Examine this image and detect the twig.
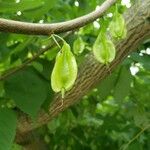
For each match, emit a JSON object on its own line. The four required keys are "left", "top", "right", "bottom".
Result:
{"left": 120, "top": 124, "right": 150, "bottom": 150}
{"left": 0, "top": 0, "right": 116, "bottom": 35}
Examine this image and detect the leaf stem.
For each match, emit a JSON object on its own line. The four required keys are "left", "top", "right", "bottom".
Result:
{"left": 51, "top": 34, "right": 61, "bottom": 49}
{"left": 52, "top": 34, "right": 66, "bottom": 43}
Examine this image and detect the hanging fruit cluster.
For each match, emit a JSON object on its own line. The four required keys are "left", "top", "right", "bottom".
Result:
{"left": 93, "top": 4, "right": 127, "bottom": 64}
{"left": 50, "top": 3, "right": 127, "bottom": 98}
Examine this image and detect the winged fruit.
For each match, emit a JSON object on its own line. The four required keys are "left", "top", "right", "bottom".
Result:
{"left": 73, "top": 37, "right": 85, "bottom": 55}
{"left": 51, "top": 41, "right": 78, "bottom": 98}
{"left": 109, "top": 11, "right": 127, "bottom": 39}
{"left": 93, "top": 31, "right": 116, "bottom": 64}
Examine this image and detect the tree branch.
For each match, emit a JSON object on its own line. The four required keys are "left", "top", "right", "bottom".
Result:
{"left": 15, "top": 0, "right": 150, "bottom": 143}
{"left": 0, "top": 0, "right": 116, "bottom": 35}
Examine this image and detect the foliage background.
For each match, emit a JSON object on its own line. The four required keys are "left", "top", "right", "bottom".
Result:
{"left": 0, "top": 0, "right": 149, "bottom": 150}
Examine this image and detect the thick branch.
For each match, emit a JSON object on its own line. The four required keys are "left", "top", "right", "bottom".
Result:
{"left": 0, "top": 0, "right": 116, "bottom": 35}
{"left": 15, "top": 0, "right": 150, "bottom": 143}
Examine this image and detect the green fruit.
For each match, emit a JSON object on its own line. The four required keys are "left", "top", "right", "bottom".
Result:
{"left": 93, "top": 32, "right": 116, "bottom": 64}
{"left": 73, "top": 37, "right": 85, "bottom": 55}
{"left": 109, "top": 12, "right": 127, "bottom": 39}
{"left": 51, "top": 41, "right": 78, "bottom": 98}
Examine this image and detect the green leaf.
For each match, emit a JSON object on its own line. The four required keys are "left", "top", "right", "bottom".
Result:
{"left": 31, "top": 61, "right": 43, "bottom": 73}
{"left": 11, "top": 144, "right": 22, "bottom": 150}
{"left": 0, "top": 81, "right": 4, "bottom": 97}
{"left": 0, "top": 0, "right": 43, "bottom": 13}
{"left": 131, "top": 107, "right": 150, "bottom": 128}
{"left": 97, "top": 73, "right": 117, "bottom": 101}
{"left": 4, "top": 67, "right": 48, "bottom": 119}
{"left": 131, "top": 53, "right": 150, "bottom": 70}
{"left": 23, "top": 0, "right": 58, "bottom": 20}
{"left": 45, "top": 47, "right": 59, "bottom": 61}
{"left": 126, "top": 142, "right": 143, "bottom": 150}
{"left": 114, "top": 66, "right": 133, "bottom": 102}
{"left": 0, "top": 108, "right": 17, "bottom": 150}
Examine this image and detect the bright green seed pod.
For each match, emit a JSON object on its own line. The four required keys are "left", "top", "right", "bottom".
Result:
{"left": 109, "top": 12, "right": 127, "bottom": 39}
{"left": 93, "top": 32, "right": 116, "bottom": 64}
{"left": 51, "top": 41, "right": 78, "bottom": 98}
{"left": 73, "top": 37, "right": 85, "bottom": 55}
